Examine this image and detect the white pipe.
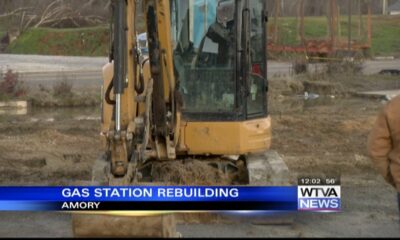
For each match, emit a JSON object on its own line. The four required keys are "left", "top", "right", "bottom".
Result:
{"left": 115, "top": 94, "right": 121, "bottom": 132}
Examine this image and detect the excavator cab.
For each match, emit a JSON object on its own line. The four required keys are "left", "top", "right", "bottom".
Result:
{"left": 168, "top": 0, "right": 271, "bottom": 157}
{"left": 172, "top": 0, "right": 268, "bottom": 120}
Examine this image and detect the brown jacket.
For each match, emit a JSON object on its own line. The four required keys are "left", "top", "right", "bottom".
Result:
{"left": 367, "top": 95, "right": 400, "bottom": 192}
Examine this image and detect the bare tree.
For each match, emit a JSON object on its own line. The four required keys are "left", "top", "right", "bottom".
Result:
{"left": 1, "top": 0, "right": 110, "bottom": 33}
{"left": 0, "top": 7, "right": 32, "bottom": 18}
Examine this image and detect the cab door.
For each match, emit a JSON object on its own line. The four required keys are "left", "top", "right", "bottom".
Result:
{"left": 244, "top": 0, "right": 268, "bottom": 119}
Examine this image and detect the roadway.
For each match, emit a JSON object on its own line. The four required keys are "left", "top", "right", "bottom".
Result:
{"left": 0, "top": 54, "right": 399, "bottom": 90}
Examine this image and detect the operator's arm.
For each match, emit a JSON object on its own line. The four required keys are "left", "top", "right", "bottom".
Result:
{"left": 367, "top": 105, "right": 396, "bottom": 188}
{"left": 206, "top": 22, "right": 231, "bottom": 45}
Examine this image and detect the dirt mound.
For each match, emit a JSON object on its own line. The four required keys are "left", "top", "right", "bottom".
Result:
{"left": 303, "top": 81, "right": 344, "bottom": 95}
{"left": 269, "top": 77, "right": 304, "bottom": 96}
{"left": 150, "top": 159, "right": 239, "bottom": 186}
{"left": 269, "top": 77, "right": 345, "bottom": 97}
{"left": 30, "top": 92, "right": 99, "bottom": 107}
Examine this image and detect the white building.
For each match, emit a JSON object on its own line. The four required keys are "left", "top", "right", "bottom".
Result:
{"left": 388, "top": 1, "right": 400, "bottom": 15}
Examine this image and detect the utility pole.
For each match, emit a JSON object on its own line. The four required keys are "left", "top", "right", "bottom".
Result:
{"left": 358, "top": 0, "right": 362, "bottom": 36}
{"left": 297, "top": 0, "right": 305, "bottom": 42}
{"left": 273, "top": 0, "right": 281, "bottom": 44}
{"left": 383, "top": 0, "right": 388, "bottom": 15}
{"left": 348, "top": 0, "right": 352, "bottom": 53}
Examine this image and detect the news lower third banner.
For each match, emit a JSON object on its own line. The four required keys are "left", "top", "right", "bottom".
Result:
{"left": 0, "top": 185, "right": 341, "bottom": 212}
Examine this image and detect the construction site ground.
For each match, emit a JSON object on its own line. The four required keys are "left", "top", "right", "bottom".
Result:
{"left": 0, "top": 62, "right": 400, "bottom": 237}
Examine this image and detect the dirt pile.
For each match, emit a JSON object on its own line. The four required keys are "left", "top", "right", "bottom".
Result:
{"left": 29, "top": 91, "right": 100, "bottom": 107}
{"left": 150, "top": 159, "right": 244, "bottom": 186}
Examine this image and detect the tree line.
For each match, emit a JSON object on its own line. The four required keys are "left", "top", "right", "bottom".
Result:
{"left": 0, "top": 0, "right": 397, "bottom": 31}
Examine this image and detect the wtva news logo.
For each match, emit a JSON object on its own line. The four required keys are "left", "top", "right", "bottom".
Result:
{"left": 298, "top": 181, "right": 341, "bottom": 212}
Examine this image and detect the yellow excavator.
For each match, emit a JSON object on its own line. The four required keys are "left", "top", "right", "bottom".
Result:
{"left": 73, "top": 0, "right": 284, "bottom": 237}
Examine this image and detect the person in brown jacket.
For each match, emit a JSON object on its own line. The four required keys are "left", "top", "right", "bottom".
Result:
{"left": 368, "top": 95, "right": 400, "bottom": 213}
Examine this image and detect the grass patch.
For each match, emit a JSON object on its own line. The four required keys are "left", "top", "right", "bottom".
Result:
{"left": 6, "top": 26, "right": 110, "bottom": 56}
{"left": 3, "top": 15, "right": 400, "bottom": 57}
{"left": 370, "top": 16, "right": 400, "bottom": 56}
{"left": 269, "top": 15, "right": 400, "bottom": 57}
{"left": 29, "top": 90, "right": 100, "bottom": 108}
{"left": 270, "top": 17, "right": 330, "bottom": 46}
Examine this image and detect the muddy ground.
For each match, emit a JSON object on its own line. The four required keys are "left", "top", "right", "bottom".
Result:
{"left": 0, "top": 70, "right": 400, "bottom": 237}
{"left": 0, "top": 107, "right": 100, "bottom": 186}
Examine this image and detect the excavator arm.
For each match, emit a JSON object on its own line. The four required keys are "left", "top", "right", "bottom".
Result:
{"left": 102, "top": 0, "right": 178, "bottom": 179}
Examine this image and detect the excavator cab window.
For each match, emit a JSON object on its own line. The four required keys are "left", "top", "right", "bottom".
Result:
{"left": 171, "top": 0, "right": 267, "bottom": 121}
{"left": 247, "top": 0, "right": 267, "bottom": 117}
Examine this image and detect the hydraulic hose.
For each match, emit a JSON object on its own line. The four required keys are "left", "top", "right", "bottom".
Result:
{"left": 105, "top": 79, "right": 116, "bottom": 105}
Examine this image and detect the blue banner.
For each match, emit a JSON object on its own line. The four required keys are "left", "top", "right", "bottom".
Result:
{"left": 0, "top": 186, "right": 295, "bottom": 202}
{"left": 0, "top": 186, "right": 299, "bottom": 212}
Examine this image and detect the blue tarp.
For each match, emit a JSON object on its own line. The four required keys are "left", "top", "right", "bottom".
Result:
{"left": 193, "top": 0, "right": 217, "bottom": 48}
